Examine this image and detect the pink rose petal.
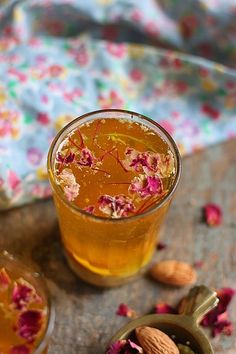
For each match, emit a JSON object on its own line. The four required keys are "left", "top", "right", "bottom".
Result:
{"left": 106, "top": 339, "right": 143, "bottom": 354}
{"left": 9, "top": 345, "right": 30, "bottom": 354}
{"left": 84, "top": 205, "right": 95, "bottom": 214}
{"left": 106, "top": 340, "right": 126, "bottom": 354}
{"left": 129, "top": 175, "right": 163, "bottom": 199}
{"left": 98, "top": 194, "right": 135, "bottom": 218}
{"left": 78, "top": 148, "right": 96, "bottom": 167}
{"left": 64, "top": 184, "right": 80, "bottom": 202}
{"left": 11, "top": 278, "right": 42, "bottom": 310}
{"left": 201, "top": 287, "right": 235, "bottom": 337}
{"left": 16, "top": 309, "right": 44, "bottom": 343}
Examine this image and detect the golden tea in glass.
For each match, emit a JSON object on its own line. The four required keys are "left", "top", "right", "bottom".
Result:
{"left": 47, "top": 109, "right": 181, "bottom": 287}
{"left": 0, "top": 251, "right": 54, "bottom": 354}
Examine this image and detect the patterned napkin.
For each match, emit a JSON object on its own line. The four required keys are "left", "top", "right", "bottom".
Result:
{"left": 0, "top": 0, "right": 236, "bottom": 209}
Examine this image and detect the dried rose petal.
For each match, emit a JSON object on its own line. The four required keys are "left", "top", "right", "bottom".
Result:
{"left": 193, "top": 260, "right": 204, "bottom": 269}
{"left": 124, "top": 148, "right": 159, "bottom": 175}
{"left": 11, "top": 278, "right": 42, "bottom": 310}
{"left": 106, "top": 340, "right": 126, "bottom": 354}
{"left": 64, "top": 152, "right": 75, "bottom": 164}
{"left": 106, "top": 340, "right": 143, "bottom": 354}
{"left": 217, "top": 288, "right": 235, "bottom": 313}
{"left": 154, "top": 303, "right": 177, "bottom": 314}
{"left": 116, "top": 303, "right": 136, "bottom": 318}
{"left": 212, "top": 319, "right": 233, "bottom": 337}
{"left": 98, "top": 194, "right": 135, "bottom": 218}
{"left": 0, "top": 267, "right": 11, "bottom": 291}
{"left": 123, "top": 148, "right": 174, "bottom": 178}
{"left": 64, "top": 184, "right": 80, "bottom": 202}
{"left": 158, "top": 152, "right": 175, "bottom": 178}
{"left": 84, "top": 205, "right": 95, "bottom": 214}
{"left": 58, "top": 169, "right": 80, "bottom": 201}
{"left": 78, "top": 148, "right": 96, "bottom": 167}
{"left": 129, "top": 175, "right": 163, "bottom": 199}
{"left": 157, "top": 242, "right": 167, "bottom": 251}
{"left": 58, "top": 169, "right": 77, "bottom": 186}
{"left": 56, "top": 152, "right": 64, "bottom": 163}
{"left": 203, "top": 203, "right": 222, "bottom": 226}
{"left": 201, "top": 287, "right": 235, "bottom": 337}
{"left": 16, "top": 309, "right": 44, "bottom": 343}
{"left": 56, "top": 152, "right": 75, "bottom": 164}
{"left": 9, "top": 345, "right": 30, "bottom": 354}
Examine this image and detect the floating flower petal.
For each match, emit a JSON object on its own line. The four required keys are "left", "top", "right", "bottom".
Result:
{"left": 98, "top": 194, "right": 135, "bottom": 218}
{"left": 64, "top": 184, "right": 80, "bottom": 202}
{"left": 129, "top": 175, "right": 163, "bottom": 199}
{"left": 204, "top": 203, "right": 222, "bottom": 226}
{"left": 78, "top": 148, "right": 96, "bottom": 167}
{"left": 58, "top": 169, "right": 77, "bottom": 186}
{"left": 9, "top": 345, "right": 30, "bottom": 354}
{"left": 58, "top": 169, "right": 80, "bottom": 201}
{"left": 84, "top": 205, "right": 95, "bottom": 214}
{"left": 16, "top": 309, "right": 44, "bottom": 343}
{"left": 11, "top": 278, "right": 42, "bottom": 310}
{"left": 123, "top": 148, "right": 174, "bottom": 178}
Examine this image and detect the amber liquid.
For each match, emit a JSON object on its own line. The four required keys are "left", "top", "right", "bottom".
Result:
{"left": 0, "top": 265, "right": 48, "bottom": 353}
{"left": 51, "top": 118, "right": 176, "bottom": 286}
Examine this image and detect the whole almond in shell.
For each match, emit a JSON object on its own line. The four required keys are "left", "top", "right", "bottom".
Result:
{"left": 136, "top": 326, "right": 179, "bottom": 354}
{"left": 150, "top": 260, "right": 197, "bottom": 286}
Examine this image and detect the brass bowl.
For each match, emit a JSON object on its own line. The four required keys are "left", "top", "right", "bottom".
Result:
{"left": 109, "top": 286, "right": 218, "bottom": 354}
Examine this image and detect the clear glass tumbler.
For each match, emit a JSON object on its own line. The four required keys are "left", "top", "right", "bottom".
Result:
{"left": 47, "top": 109, "right": 181, "bottom": 287}
{"left": 0, "top": 251, "right": 55, "bottom": 353}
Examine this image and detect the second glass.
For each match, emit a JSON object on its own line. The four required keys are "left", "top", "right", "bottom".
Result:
{"left": 47, "top": 109, "right": 181, "bottom": 287}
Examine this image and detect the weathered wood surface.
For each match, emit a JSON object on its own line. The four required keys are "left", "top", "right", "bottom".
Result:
{"left": 0, "top": 139, "right": 236, "bottom": 354}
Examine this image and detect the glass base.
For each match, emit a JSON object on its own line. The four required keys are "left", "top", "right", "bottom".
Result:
{"left": 64, "top": 250, "right": 145, "bottom": 288}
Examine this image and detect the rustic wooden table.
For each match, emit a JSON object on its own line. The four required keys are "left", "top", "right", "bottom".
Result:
{"left": 0, "top": 139, "right": 236, "bottom": 354}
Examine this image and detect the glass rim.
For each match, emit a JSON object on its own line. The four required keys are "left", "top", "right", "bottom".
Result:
{"left": 47, "top": 109, "right": 182, "bottom": 223}
{"left": 0, "top": 250, "right": 55, "bottom": 354}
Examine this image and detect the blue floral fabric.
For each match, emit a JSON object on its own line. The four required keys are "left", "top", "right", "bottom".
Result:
{"left": 0, "top": 0, "right": 236, "bottom": 209}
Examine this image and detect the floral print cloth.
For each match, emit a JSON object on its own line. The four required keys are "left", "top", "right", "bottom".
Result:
{"left": 0, "top": 0, "right": 236, "bottom": 209}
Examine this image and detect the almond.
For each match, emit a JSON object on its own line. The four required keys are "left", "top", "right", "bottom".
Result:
{"left": 136, "top": 326, "right": 179, "bottom": 354}
{"left": 150, "top": 260, "right": 197, "bottom": 286}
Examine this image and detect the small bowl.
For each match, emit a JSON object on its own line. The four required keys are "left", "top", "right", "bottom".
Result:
{"left": 109, "top": 285, "right": 219, "bottom": 354}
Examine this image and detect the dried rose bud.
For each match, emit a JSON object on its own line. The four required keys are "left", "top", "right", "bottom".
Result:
{"left": 157, "top": 242, "right": 167, "bottom": 251}
{"left": 116, "top": 303, "right": 136, "bottom": 318}
{"left": 203, "top": 203, "right": 222, "bottom": 226}
{"left": 154, "top": 303, "right": 177, "bottom": 314}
